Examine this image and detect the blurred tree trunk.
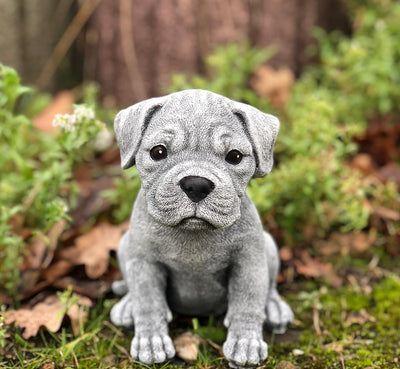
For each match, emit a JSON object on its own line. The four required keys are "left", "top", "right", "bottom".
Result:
{"left": 0, "top": 0, "right": 76, "bottom": 90}
{"left": 85, "top": 0, "right": 350, "bottom": 106}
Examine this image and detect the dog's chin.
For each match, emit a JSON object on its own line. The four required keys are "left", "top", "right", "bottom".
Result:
{"left": 177, "top": 217, "right": 216, "bottom": 231}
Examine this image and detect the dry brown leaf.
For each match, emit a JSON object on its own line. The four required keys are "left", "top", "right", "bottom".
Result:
{"left": 324, "top": 341, "right": 344, "bottom": 353}
{"left": 173, "top": 332, "right": 201, "bottom": 361}
{"left": 59, "top": 222, "right": 129, "bottom": 279}
{"left": 355, "top": 121, "right": 400, "bottom": 167}
{"left": 52, "top": 276, "right": 111, "bottom": 299}
{"left": 295, "top": 250, "right": 342, "bottom": 287}
{"left": 4, "top": 294, "right": 92, "bottom": 339}
{"left": 0, "top": 291, "right": 12, "bottom": 305}
{"left": 21, "top": 220, "right": 66, "bottom": 271}
{"left": 41, "top": 260, "right": 75, "bottom": 284}
{"left": 68, "top": 175, "right": 115, "bottom": 229}
{"left": 279, "top": 246, "right": 293, "bottom": 262}
{"left": 378, "top": 162, "right": 400, "bottom": 185}
{"left": 18, "top": 220, "right": 67, "bottom": 297}
{"left": 33, "top": 91, "right": 74, "bottom": 132}
{"left": 372, "top": 206, "right": 400, "bottom": 221}
{"left": 344, "top": 309, "right": 376, "bottom": 327}
{"left": 314, "top": 231, "right": 376, "bottom": 257}
{"left": 41, "top": 364, "right": 55, "bottom": 369}
{"left": 350, "top": 153, "right": 376, "bottom": 175}
{"left": 276, "top": 361, "right": 297, "bottom": 369}
{"left": 250, "top": 65, "right": 294, "bottom": 108}
{"left": 67, "top": 299, "right": 91, "bottom": 336}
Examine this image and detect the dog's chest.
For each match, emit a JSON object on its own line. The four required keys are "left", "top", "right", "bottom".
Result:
{"left": 160, "top": 244, "right": 230, "bottom": 273}
{"left": 160, "top": 242, "right": 230, "bottom": 316}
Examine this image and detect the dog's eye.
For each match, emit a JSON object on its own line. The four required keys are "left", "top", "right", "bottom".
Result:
{"left": 225, "top": 150, "right": 243, "bottom": 165}
{"left": 150, "top": 145, "right": 168, "bottom": 161}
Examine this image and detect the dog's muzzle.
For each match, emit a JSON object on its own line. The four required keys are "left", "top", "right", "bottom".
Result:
{"left": 179, "top": 176, "right": 215, "bottom": 203}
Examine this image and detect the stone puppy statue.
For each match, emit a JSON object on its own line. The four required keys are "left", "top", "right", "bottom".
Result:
{"left": 110, "top": 89, "right": 293, "bottom": 368}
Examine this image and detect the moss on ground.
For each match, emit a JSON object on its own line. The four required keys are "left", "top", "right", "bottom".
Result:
{"left": 265, "top": 273, "right": 400, "bottom": 369}
{"left": 2, "top": 272, "right": 400, "bottom": 368}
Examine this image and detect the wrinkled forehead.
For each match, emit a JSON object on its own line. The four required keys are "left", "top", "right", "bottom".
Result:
{"left": 143, "top": 96, "right": 251, "bottom": 153}
{"left": 160, "top": 94, "right": 237, "bottom": 128}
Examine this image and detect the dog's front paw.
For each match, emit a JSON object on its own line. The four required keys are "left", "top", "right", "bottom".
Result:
{"left": 223, "top": 333, "right": 268, "bottom": 368}
{"left": 131, "top": 332, "right": 175, "bottom": 364}
{"left": 110, "top": 293, "right": 134, "bottom": 327}
{"left": 266, "top": 290, "right": 294, "bottom": 334}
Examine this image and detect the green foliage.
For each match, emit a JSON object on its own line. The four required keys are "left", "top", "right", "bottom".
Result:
{"left": 0, "top": 313, "right": 6, "bottom": 351}
{"left": 255, "top": 0, "right": 400, "bottom": 242}
{"left": 168, "top": 1, "right": 400, "bottom": 245}
{"left": 4, "top": 277, "right": 400, "bottom": 368}
{"left": 192, "top": 317, "right": 226, "bottom": 343}
{"left": 102, "top": 167, "right": 141, "bottom": 224}
{"left": 169, "top": 41, "right": 275, "bottom": 113}
{"left": 0, "top": 65, "right": 106, "bottom": 298}
{"left": 289, "top": 275, "right": 400, "bottom": 369}
{"left": 309, "top": 0, "right": 400, "bottom": 119}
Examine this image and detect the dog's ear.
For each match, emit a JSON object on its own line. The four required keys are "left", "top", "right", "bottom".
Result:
{"left": 231, "top": 102, "right": 279, "bottom": 177}
{"left": 114, "top": 97, "right": 166, "bottom": 169}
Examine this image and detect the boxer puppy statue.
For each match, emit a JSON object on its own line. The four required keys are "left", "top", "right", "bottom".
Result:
{"left": 110, "top": 89, "right": 293, "bottom": 368}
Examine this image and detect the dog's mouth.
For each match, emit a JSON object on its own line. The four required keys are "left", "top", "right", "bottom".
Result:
{"left": 178, "top": 217, "right": 215, "bottom": 231}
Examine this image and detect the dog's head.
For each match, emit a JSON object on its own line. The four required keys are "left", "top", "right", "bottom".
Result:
{"left": 114, "top": 90, "right": 279, "bottom": 230}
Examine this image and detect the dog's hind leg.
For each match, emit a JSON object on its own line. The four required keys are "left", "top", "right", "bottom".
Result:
{"left": 111, "top": 232, "right": 134, "bottom": 326}
{"left": 111, "top": 231, "right": 130, "bottom": 295}
{"left": 263, "top": 232, "right": 294, "bottom": 333}
{"left": 112, "top": 280, "right": 128, "bottom": 296}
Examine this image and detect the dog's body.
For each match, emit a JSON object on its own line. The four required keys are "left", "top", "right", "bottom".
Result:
{"left": 110, "top": 90, "right": 293, "bottom": 368}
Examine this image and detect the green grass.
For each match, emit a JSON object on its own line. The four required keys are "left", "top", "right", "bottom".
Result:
{"left": 2, "top": 273, "right": 400, "bottom": 368}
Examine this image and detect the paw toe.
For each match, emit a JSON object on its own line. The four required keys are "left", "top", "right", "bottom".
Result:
{"left": 138, "top": 337, "right": 152, "bottom": 364}
{"left": 131, "top": 334, "right": 175, "bottom": 364}
{"left": 247, "top": 339, "right": 261, "bottom": 364}
{"left": 232, "top": 338, "right": 249, "bottom": 364}
{"left": 224, "top": 336, "right": 268, "bottom": 368}
{"left": 162, "top": 334, "right": 176, "bottom": 359}
{"left": 151, "top": 335, "right": 166, "bottom": 363}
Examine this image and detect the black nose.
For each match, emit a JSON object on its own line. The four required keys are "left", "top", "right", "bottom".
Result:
{"left": 179, "top": 176, "right": 215, "bottom": 203}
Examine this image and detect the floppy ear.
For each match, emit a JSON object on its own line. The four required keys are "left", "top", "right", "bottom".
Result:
{"left": 114, "top": 96, "right": 166, "bottom": 169}
{"left": 231, "top": 102, "right": 280, "bottom": 177}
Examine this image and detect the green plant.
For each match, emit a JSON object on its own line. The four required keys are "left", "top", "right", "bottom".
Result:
{"left": 0, "top": 311, "right": 7, "bottom": 351}
{"left": 167, "top": 1, "right": 400, "bottom": 245}
{"left": 309, "top": 0, "right": 400, "bottom": 121}
{"left": 102, "top": 167, "right": 141, "bottom": 224}
{"left": 168, "top": 40, "right": 275, "bottom": 113}
{"left": 0, "top": 65, "right": 107, "bottom": 299}
{"left": 258, "top": 0, "right": 400, "bottom": 242}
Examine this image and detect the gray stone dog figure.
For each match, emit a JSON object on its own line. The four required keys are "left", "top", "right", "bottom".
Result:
{"left": 110, "top": 89, "right": 293, "bottom": 368}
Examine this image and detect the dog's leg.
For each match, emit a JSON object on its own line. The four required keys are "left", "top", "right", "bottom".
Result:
{"left": 111, "top": 259, "right": 174, "bottom": 363}
{"left": 264, "top": 232, "right": 294, "bottom": 333}
{"left": 222, "top": 242, "right": 270, "bottom": 368}
{"left": 110, "top": 233, "right": 174, "bottom": 364}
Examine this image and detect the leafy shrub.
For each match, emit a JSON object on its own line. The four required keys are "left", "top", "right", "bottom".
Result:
{"left": 0, "top": 65, "right": 106, "bottom": 298}
{"left": 168, "top": 0, "right": 400, "bottom": 245}
{"left": 102, "top": 167, "right": 141, "bottom": 224}
{"left": 168, "top": 41, "right": 275, "bottom": 113}
{"left": 309, "top": 0, "right": 400, "bottom": 120}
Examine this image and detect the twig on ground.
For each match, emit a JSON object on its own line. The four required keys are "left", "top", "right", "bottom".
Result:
{"left": 312, "top": 305, "right": 322, "bottom": 336}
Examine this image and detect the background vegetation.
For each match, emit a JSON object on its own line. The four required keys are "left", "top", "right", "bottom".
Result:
{"left": 1, "top": 0, "right": 399, "bottom": 368}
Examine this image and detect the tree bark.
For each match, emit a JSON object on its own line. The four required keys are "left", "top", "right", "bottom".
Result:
{"left": 85, "top": 0, "right": 351, "bottom": 106}
{"left": 0, "top": 0, "right": 74, "bottom": 90}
